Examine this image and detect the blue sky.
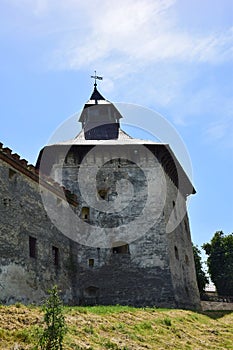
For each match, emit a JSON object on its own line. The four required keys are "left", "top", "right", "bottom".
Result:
{"left": 0, "top": 0, "right": 232, "bottom": 254}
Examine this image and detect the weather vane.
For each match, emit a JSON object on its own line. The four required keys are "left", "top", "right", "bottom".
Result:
{"left": 91, "top": 70, "right": 103, "bottom": 87}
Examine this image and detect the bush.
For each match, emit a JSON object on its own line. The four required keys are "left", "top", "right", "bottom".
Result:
{"left": 38, "top": 285, "right": 67, "bottom": 350}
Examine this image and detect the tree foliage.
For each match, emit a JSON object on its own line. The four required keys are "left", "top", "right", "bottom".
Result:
{"left": 38, "top": 285, "right": 67, "bottom": 350}
{"left": 192, "top": 244, "right": 208, "bottom": 295}
{"left": 202, "top": 231, "right": 233, "bottom": 296}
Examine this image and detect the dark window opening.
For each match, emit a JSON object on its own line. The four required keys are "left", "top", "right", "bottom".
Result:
{"left": 112, "top": 243, "right": 129, "bottom": 254}
{"left": 185, "top": 286, "right": 189, "bottom": 296}
{"left": 174, "top": 246, "right": 179, "bottom": 260}
{"left": 185, "top": 254, "right": 189, "bottom": 265}
{"left": 98, "top": 189, "right": 108, "bottom": 200}
{"left": 81, "top": 207, "right": 90, "bottom": 220}
{"left": 29, "top": 236, "right": 37, "bottom": 258}
{"left": 9, "top": 168, "right": 16, "bottom": 179}
{"left": 89, "top": 259, "right": 94, "bottom": 267}
{"left": 52, "top": 246, "right": 59, "bottom": 266}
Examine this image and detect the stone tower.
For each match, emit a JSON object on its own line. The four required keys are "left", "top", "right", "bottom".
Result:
{"left": 36, "top": 84, "right": 201, "bottom": 309}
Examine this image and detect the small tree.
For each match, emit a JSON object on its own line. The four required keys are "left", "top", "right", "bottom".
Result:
{"left": 39, "top": 285, "right": 67, "bottom": 350}
{"left": 202, "top": 231, "right": 233, "bottom": 296}
{"left": 192, "top": 244, "right": 208, "bottom": 296}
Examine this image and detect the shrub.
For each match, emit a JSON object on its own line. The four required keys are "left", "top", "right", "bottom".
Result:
{"left": 38, "top": 285, "right": 67, "bottom": 350}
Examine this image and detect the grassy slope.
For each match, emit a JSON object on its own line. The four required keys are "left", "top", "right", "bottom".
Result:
{"left": 0, "top": 305, "right": 232, "bottom": 350}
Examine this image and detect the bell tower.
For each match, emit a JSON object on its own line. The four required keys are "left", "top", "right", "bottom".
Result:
{"left": 78, "top": 73, "right": 122, "bottom": 140}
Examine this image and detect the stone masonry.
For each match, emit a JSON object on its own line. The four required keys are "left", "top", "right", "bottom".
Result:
{"left": 0, "top": 86, "right": 201, "bottom": 309}
{"left": 0, "top": 145, "right": 77, "bottom": 304}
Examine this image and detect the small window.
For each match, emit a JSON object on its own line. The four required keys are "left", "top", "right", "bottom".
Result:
{"left": 174, "top": 246, "right": 179, "bottom": 260}
{"left": 185, "top": 254, "right": 189, "bottom": 265}
{"left": 9, "top": 168, "right": 16, "bottom": 179}
{"left": 172, "top": 201, "right": 177, "bottom": 219}
{"left": 89, "top": 259, "right": 94, "bottom": 267}
{"left": 81, "top": 207, "right": 90, "bottom": 220}
{"left": 29, "top": 236, "right": 37, "bottom": 258}
{"left": 98, "top": 189, "right": 108, "bottom": 200}
{"left": 52, "top": 246, "right": 59, "bottom": 266}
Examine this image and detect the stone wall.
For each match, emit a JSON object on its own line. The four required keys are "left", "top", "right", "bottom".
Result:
{"left": 201, "top": 301, "right": 233, "bottom": 311}
{"left": 48, "top": 143, "right": 200, "bottom": 309}
{"left": 0, "top": 142, "right": 200, "bottom": 309}
{"left": 0, "top": 146, "right": 77, "bottom": 304}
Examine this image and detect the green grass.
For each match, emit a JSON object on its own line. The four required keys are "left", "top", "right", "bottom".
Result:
{"left": 66, "top": 305, "right": 140, "bottom": 315}
{"left": 0, "top": 305, "right": 232, "bottom": 349}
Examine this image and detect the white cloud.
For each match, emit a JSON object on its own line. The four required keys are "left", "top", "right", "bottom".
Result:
{"left": 3, "top": 0, "right": 232, "bottom": 70}
{"left": 204, "top": 118, "right": 233, "bottom": 149}
{"left": 2, "top": 0, "right": 232, "bottom": 126}
{"left": 40, "top": 0, "right": 232, "bottom": 121}
{"left": 47, "top": 0, "right": 232, "bottom": 72}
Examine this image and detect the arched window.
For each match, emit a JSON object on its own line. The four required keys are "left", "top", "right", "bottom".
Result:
{"left": 81, "top": 207, "right": 90, "bottom": 220}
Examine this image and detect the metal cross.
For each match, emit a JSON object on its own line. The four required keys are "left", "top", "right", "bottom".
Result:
{"left": 91, "top": 70, "right": 103, "bottom": 87}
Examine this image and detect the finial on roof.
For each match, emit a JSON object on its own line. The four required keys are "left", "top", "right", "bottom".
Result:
{"left": 91, "top": 70, "right": 103, "bottom": 88}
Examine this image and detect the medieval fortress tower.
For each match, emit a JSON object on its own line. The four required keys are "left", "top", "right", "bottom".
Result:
{"left": 0, "top": 82, "right": 200, "bottom": 309}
